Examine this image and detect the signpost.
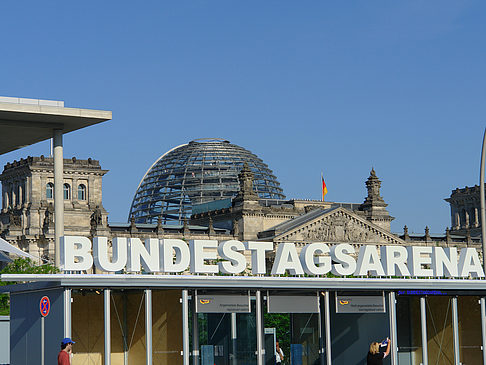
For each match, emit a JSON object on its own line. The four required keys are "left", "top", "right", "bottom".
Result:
{"left": 40, "top": 296, "right": 50, "bottom": 317}
{"left": 40, "top": 296, "right": 50, "bottom": 365}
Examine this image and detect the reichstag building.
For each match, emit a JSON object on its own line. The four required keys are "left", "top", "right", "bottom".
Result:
{"left": 1, "top": 137, "right": 484, "bottom": 365}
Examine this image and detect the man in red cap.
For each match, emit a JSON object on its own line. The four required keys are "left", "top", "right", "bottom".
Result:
{"left": 58, "top": 337, "right": 75, "bottom": 365}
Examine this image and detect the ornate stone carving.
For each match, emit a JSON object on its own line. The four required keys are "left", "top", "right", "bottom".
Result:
{"left": 43, "top": 203, "right": 54, "bottom": 230}
{"left": 274, "top": 207, "right": 393, "bottom": 244}
{"left": 8, "top": 208, "right": 21, "bottom": 227}
{"left": 208, "top": 216, "right": 215, "bottom": 235}
{"left": 233, "top": 162, "right": 259, "bottom": 203}
{"left": 90, "top": 205, "right": 103, "bottom": 228}
{"left": 301, "top": 215, "right": 374, "bottom": 243}
{"left": 232, "top": 219, "right": 239, "bottom": 237}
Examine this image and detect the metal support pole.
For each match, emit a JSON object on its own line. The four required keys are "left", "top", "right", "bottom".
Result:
{"left": 192, "top": 291, "right": 200, "bottom": 365}
{"left": 481, "top": 128, "right": 486, "bottom": 273}
{"left": 53, "top": 129, "right": 64, "bottom": 268}
{"left": 256, "top": 290, "right": 264, "bottom": 365}
{"left": 452, "top": 297, "right": 460, "bottom": 365}
{"left": 182, "top": 290, "right": 190, "bottom": 365}
{"left": 123, "top": 292, "right": 128, "bottom": 365}
{"left": 231, "top": 312, "right": 238, "bottom": 365}
{"left": 420, "top": 297, "right": 428, "bottom": 365}
{"left": 104, "top": 289, "right": 111, "bottom": 365}
{"left": 481, "top": 297, "right": 486, "bottom": 365}
{"left": 388, "top": 292, "right": 398, "bottom": 365}
{"left": 324, "top": 291, "right": 332, "bottom": 365}
{"left": 63, "top": 289, "right": 71, "bottom": 337}
{"left": 41, "top": 316, "right": 45, "bottom": 365}
{"left": 145, "top": 289, "right": 152, "bottom": 365}
{"left": 318, "top": 292, "right": 325, "bottom": 365}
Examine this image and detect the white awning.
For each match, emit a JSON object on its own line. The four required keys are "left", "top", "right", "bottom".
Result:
{"left": 0, "top": 237, "right": 34, "bottom": 259}
{"left": 0, "top": 251, "right": 12, "bottom": 262}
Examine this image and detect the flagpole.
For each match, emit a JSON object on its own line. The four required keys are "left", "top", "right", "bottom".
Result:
{"left": 321, "top": 172, "right": 327, "bottom": 202}
{"left": 321, "top": 172, "right": 324, "bottom": 202}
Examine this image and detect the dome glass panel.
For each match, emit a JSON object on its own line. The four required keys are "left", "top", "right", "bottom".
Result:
{"left": 129, "top": 139, "right": 285, "bottom": 224}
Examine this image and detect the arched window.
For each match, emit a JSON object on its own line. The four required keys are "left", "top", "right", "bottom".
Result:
{"left": 63, "top": 183, "right": 71, "bottom": 200}
{"left": 46, "top": 183, "right": 54, "bottom": 199}
{"left": 78, "top": 184, "right": 86, "bottom": 200}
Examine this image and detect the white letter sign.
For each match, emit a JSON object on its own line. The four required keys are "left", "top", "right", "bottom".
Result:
{"left": 93, "top": 237, "right": 127, "bottom": 272}
{"left": 60, "top": 236, "right": 94, "bottom": 271}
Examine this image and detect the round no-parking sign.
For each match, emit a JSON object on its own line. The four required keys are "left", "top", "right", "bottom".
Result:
{"left": 40, "top": 296, "right": 50, "bottom": 317}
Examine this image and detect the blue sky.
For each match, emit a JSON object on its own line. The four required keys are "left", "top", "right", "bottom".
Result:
{"left": 1, "top": 1, "right": 485, "bottom": 234}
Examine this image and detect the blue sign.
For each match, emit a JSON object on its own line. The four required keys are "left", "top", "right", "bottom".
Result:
{"left": 397, "top": 290, "right": 448, "bottom": 296}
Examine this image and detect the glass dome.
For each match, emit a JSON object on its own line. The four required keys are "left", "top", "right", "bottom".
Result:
{"left": 129, "top": 138, "right": 286, "bottom": 224}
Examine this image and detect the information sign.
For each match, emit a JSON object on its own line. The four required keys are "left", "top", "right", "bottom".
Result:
{"left": 335, "top": 294, "right": 385, "bottom": 313}
{"left": 195, "top": 294, "right": 250, "bottom": 313}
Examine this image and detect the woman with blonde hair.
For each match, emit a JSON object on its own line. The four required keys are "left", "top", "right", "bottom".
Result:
{"left": 367, "top": 338, "right": 390, "bottom": 365}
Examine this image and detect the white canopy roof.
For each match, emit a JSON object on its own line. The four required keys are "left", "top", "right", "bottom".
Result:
{"left": 0, "top": 251, "right": 12, "bottom": 262}
{"left": 0, "top": 237, "right": 34, "bottom": 259}
{"left": 0, "top": 98, "right": 112, "bottom": 155}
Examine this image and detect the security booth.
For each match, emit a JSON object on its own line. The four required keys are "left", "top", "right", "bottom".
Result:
{"left": 3, "top": 237, "right": 486, "bottom": 365}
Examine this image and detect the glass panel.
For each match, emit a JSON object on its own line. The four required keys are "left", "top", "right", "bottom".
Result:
{"left": 129, "top": 140, "right": 286, "bottom": 224}
{"left": 265, "top": 297, "right": 319, "bottom": 365}
{"left": 426, "top": 296, "right": 454, "bottom": 364}
{"left": 397, "top": 296, "right": 422, "bottom": 365}
{"left": 458, "top": 296, "right": 482, "bottom": 364}
{"left": 198, "top": 313, "right": 230, "bottom": 365}
{"left": 236, "top": 309, "right": 257, "bottom": 365}
{"left": 111, "top": 290, "right": 128, "bottom": 364}
{"left": 78, "top": 184, "right": 86, "bottom": 200}
{"left": 63, "top": 183, "right": 70, "bottom": 200}
{"left": 152, "top": 290, "right": 182, "bottom": 365}
{"left": 108, "top": 290, "right": 146, "bottom": 364}
{"left": 290, "top": 314, "right": 319, "bottom": 365}
{"left": 265, "top": 313, "right": 290, "bottom": 365}
{"left": 330, "top": 292, "right": 389, "bottom": 364}
{"left": 126, "top": 290, "right": 146, "bottom": 363}
{"left": 46, "top": 183, "right": 53, "bottom": 199}
{"left": 71, "top": 289, "right": 105, "bottom": 364}
{"left": 192, "top": 297, "right": 257, "bottom": 365}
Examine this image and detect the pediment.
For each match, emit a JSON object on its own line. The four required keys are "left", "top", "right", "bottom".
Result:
{"left": 270, "top": 207, "right": 405, "bottom": 245}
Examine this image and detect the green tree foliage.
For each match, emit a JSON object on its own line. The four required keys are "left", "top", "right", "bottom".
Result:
{"left": 0, "top": 257, "right": 59, "bottom": 315}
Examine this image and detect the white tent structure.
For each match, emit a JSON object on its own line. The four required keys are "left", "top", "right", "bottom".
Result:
{"left": 0, "top": 237, "right": 34, "bottom": 260}
{"left": 0, "top": 251, "right": 12, "bottom": 263}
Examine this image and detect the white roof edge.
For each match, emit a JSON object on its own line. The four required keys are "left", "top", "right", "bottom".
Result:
{"left": 0, "top": 96, "right": 64, "bottom": 107}
{"left": 0, "top": 101, "right": 112, "bottom": 119}
{"left": 3, "top": 274, "right": 486, "bottom": 291}
{"left": 0, "top": 237, "right": 36, "bottom": 259}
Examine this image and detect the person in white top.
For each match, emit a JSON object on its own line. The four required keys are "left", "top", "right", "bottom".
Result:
{"left": 276, "top": 341, "right": 284, "bottom": 365}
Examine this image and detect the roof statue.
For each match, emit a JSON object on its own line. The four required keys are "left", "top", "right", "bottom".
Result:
{"left": 357, "top": 168, "right": 394, "bottom": 231}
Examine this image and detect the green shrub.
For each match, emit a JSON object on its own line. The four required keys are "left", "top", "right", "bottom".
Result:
{"left": 0, "top": 258, "right": 59, "bottom": 315}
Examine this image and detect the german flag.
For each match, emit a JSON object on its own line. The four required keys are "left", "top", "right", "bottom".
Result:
{"left": 322, "top": 173, "right": 328, "bottom": 201}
